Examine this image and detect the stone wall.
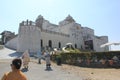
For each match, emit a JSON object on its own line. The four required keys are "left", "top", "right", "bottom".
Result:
{"left": 17, "top": 24, "right": 41, "bottom": 53}
{"left": 16, "top": 15, "right": 109, "bottom": 52}
{"left": 5, "top": 37, "right": 18, "bottom": 50}
{"left": 41, "top": 30, "right": 70, "bottom": 50}
{"left": 93, "top": 36, "right": 109, "bottom": 52}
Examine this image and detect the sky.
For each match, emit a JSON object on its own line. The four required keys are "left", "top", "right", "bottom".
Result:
{"left": 0, "top": 0, "right": 120, "bottom": 50}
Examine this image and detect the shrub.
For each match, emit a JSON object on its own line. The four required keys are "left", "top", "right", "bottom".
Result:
{"left": 51, "top": 51, "right": 120, "bottom": 67}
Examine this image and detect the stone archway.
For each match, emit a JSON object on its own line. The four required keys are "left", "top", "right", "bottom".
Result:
{"left": 58, "top": 42, "right": 61, "bottom": 49}
{"left": 75, "top": 44, "right": 77, "bottom": 48}
{"left": 48, "top": 40, "right": 52, "bottom": 48}
{"left": 41, "top": 39, "right": 43, "bottom": 48}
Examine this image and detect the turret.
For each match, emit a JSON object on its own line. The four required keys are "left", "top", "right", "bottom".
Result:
{"left": 64, "top": 15, "right": 75, "bottom": 23}
{"left": 35, "top": 15, "right": 44, "bottom": 30}
{"left": 59, "top": 15, "right": 75, "bottom": 26}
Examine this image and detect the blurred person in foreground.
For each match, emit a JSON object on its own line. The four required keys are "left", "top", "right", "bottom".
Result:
{"left": 1, "top": 58, "right": 27, "bottom": 80}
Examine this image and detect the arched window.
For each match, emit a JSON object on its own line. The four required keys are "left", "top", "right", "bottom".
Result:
{"left": 41, "top": 39, "right": 43, "bottom": 48}
{"left": 48, "top": 40, "right": 52, "bottom": 48}
{"left": 58, "top": 42, "right": 61, "bottom": 49}
{"left": 81, "top": 45, "right": 83, "bottom": 49}
{"left": 75, "top": 44, "right": 77, "bottom": 48}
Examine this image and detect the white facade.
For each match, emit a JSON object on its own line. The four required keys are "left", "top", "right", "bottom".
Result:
{"left": 93, "top": 36, "right": 108, "bottom": 52}
{"left": 17, "top": 21, "right": 41, "bottom": 52}
{"left": 6, "top": 15, "right": 108, "bottom": 53}
{"left": 5, "top": 37, "right": 18, "bottom": 50}
{"left": 81, "top": 27, "right": 109, "bottom": 52}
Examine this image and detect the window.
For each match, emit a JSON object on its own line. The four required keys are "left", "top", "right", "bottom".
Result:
{"left": 41, "top": 39, "right": 43, "bottom": 48}
{"left": 75, "top": 44, "right": 77, "bottom": 48}
{"left": 58, "top": 42, "right": 61, "bottom": 49}
{"left": 48, "top": 40, "right": 52, "bottom": 48}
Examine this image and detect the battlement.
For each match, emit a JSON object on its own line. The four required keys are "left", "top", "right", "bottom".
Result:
{"left": 19, "top": 20, "right": 35, "bottom": 26}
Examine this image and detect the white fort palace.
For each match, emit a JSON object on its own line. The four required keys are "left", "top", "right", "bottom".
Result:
{"left": 5, "top": 15, "right": 108, "bottom": 53}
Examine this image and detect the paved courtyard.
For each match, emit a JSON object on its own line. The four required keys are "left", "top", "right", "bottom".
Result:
{"left": 0, "top": 47, "right": 84, "bottom": 80}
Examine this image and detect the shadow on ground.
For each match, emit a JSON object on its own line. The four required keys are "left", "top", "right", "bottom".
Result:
{"left": 21, "top": 68, "right": 29, "bottom": 72}
{"left": 45, "top": 67, "right": 53, "bottom": 71}
{"left": 8, "top": 52, "right": 22, "bottom": 58}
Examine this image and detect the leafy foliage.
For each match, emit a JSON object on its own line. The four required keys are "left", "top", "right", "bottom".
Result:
{"left": 51, "top": 51, "right": 120, "bottom": 66}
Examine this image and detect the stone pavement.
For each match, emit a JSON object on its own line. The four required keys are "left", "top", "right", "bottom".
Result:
{"left": 0, "top": 59, "right": 83, "bottom": 80}
{"left": 0, "top": 48, "right": 84, "bottom": 80}
{"left": 0, "top": 47, "right": 21, "bottom": 59}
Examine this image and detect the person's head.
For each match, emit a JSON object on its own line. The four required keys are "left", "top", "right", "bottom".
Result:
{"left": 10, "top": 58, "right": 22, "bottom": 70}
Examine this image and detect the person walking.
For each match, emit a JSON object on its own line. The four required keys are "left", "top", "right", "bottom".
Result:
{"left": 37, "top": 50, "right": 42, "bottom": 64}
{"left": 1, "top": 58, "right": 27, "bottom": 80}
{"left": 44, "top": 50, "right": 51, "bottom": 70}
{"left": 22, "top": 50, "right": 30, "bottom": 70}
